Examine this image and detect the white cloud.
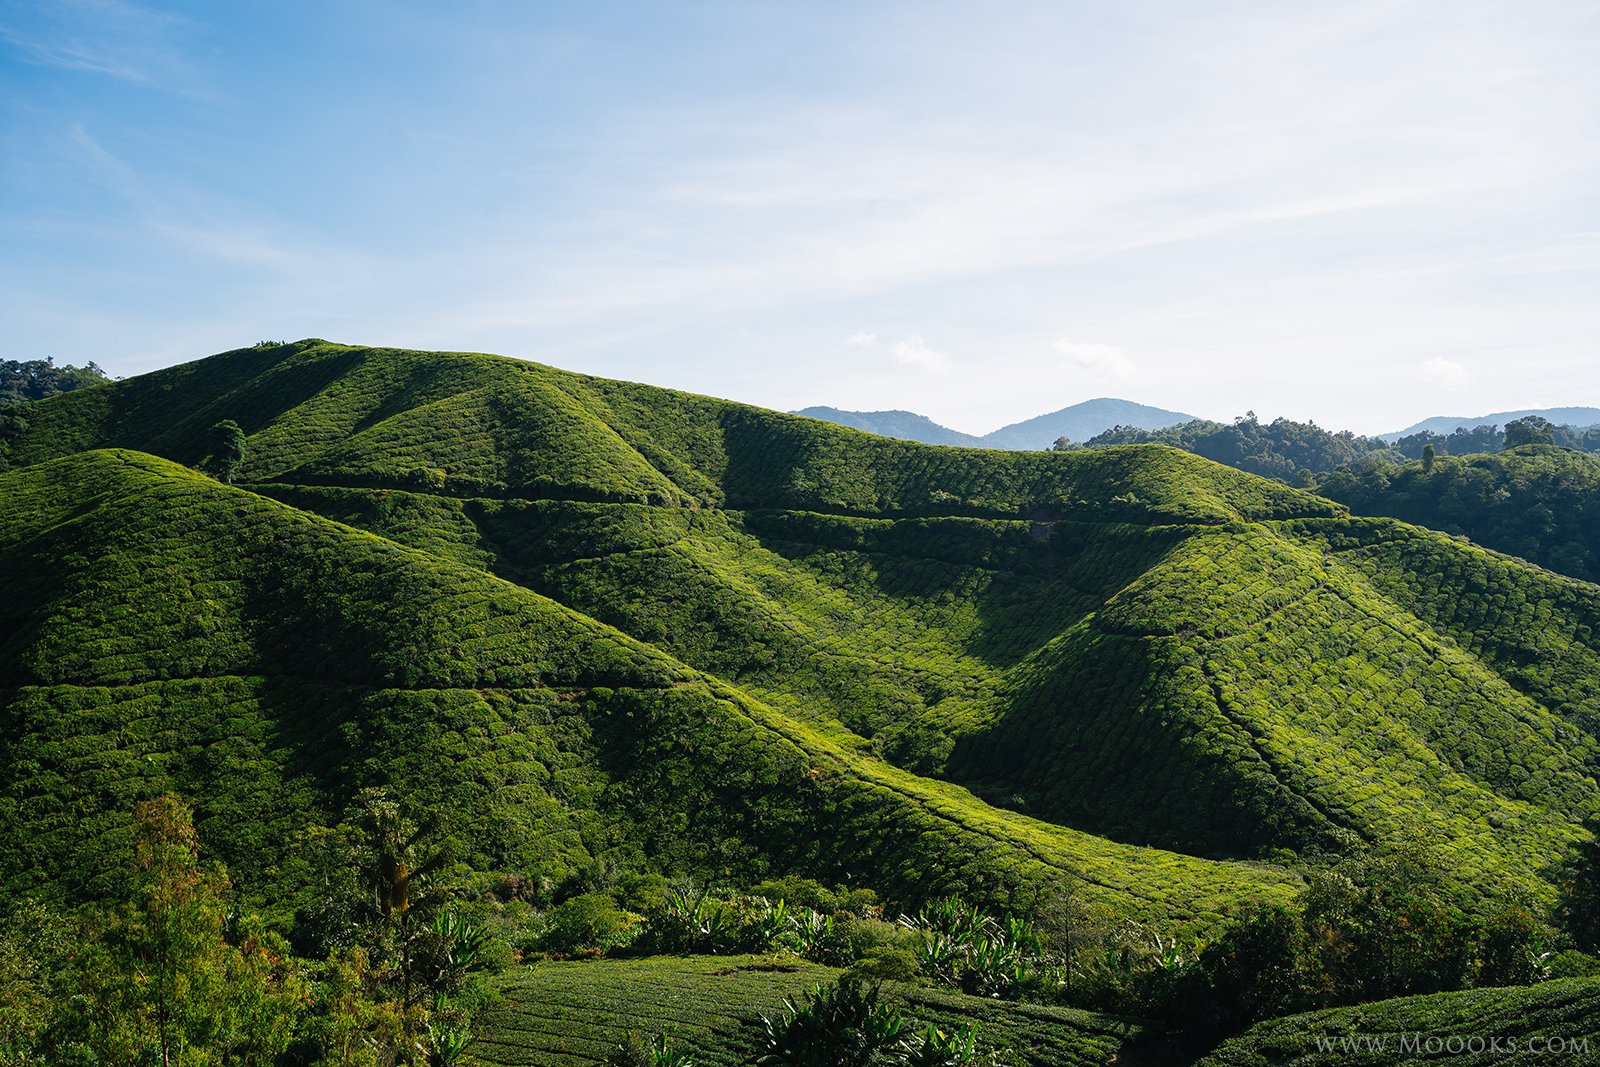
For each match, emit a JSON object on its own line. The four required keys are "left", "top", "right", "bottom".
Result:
{"left": 1420, "top": 357, "right": 1471, "bottom": 389}
{"left": 846, "top": 331, "right": 878, "bottom": 347}
{"left": 887, "top": 335, "right": 947, "bottom": 371}
{"left": 1053, "top": 339, "right": 1135, "bottom": 381}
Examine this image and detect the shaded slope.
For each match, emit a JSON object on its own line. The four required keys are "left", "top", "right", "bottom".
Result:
{"left": 0, "top": 450, "right": 1298, "bottom": 930}
{"left": 259, "top": 481, "right": 1600, "bottom": 903}
{"left": 953, "top": 522, "right": 1599, "bottom": 889}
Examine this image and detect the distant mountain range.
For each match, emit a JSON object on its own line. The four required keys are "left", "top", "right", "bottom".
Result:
{"left": 790, "top": 407, "right": 985, "bottom": 447}
{"left": 793, "top": 398, "right": 1197, "bottom": 450}
{"left": 798, "top": 401, "right": 1600, "bottom": 451}
{"left": 1382, "top": 407, "right": 1600, "bottom": 441}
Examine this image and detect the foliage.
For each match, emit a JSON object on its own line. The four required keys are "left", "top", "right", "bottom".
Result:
{"left": 899, "top": 898, "right": 1053, "bottom": 999}
{"left": 757, "top": 979, "right": 907, "bottom": 1066}
{"left": 205, "top": 418, "right": 247, "bottom": 483}
{"left": 897, "top": 1023, "right": 982, "bottom": 1067}
{"left": 1317, "top": 445, "right": 1600, "bottom": 584}
{"left": 1083, "top": 413, "right": 1397, "bottom": 481}
{"left": 1503, "top": 416, "right": 1558, "bottom": 449}
{"left": 607, "top": 1032, "right": 697, "bottom": 1067}
{"left": 4, "top": 795, "right": 309, "bottom": 1066}
{"left": 0, "top": 356, "right": 109, "bottom": 404}
{"left": 1554, "top": 817, "right": 1600, "bottom": 953}
{"left": 540, "top": 893, "right": 640, "bottom": 955}
{"left": 0, "top": 899, "right": 74, "bottom": 1067}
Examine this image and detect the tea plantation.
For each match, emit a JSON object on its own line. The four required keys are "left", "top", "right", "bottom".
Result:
{"left": 1198, "top": 977, "right": 1600, "bottom": 1066}
{"left": 4, "top": 341, "right": 1599, "bottom": 923}
{"left": 4, "top": 341, "right": 1600, "bottom": 1064}
{"left": 469, "top": 955, "right": 1147, "bottom": 1067}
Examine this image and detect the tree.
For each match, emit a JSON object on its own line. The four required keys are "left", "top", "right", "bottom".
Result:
{"left": 1555, "top": 817, "right": 1600, "bottom": 953}
{"left": 207, "top": 419, "right": 247, "bottom": 483}
{"left": 0, "top": 901, "right": 73, "bottom": 1067}
{"left": 87, "top": 795, "right": 306, "bottom": 1066}
{"left": 1422, "top": 443, "right": 1436, "bottom": 473}
{"left": 1504, "top": 416, "right": 1557, "bottom": 449}
{"left": 0, "top": 357, "right": 110, "bottom": 404}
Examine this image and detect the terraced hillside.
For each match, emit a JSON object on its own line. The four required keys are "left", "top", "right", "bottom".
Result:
{"left": 3, "top": 340, "right": 1599, "bottom": 930}
{"left": 469, "top": 955, "right": 1151, "bottom": 1067}
{"left": 1198, "top": 978, "right": 1600, "bottom": 1066}
{"left": 0, "top": 449, "right": 1296, "bottom": 928}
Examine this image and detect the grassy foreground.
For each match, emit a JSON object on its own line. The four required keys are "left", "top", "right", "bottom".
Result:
{"left": 468, "top": 955, "right": 1152, "bottom": 1067}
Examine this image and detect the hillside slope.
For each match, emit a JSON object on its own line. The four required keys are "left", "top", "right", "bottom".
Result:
{"left": 3, "top": 340, "right": 1599, "bottom": 926}
{"left": 1198, "top": 978, "right": 1600, "bottom": 1066}
{"left": 0, "top": 449, "right": 1298, "bottom": 927}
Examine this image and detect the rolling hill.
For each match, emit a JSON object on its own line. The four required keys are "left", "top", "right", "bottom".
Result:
{"left": 3, "top": 339, "right": 1599, "bottom": 937}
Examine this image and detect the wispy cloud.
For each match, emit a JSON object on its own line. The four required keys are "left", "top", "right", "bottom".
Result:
{"left": 0, "top": 0, "right": 202, "bottom": 92}
{"left": 2, "top": 2, "right": 1596, "bottom": 432}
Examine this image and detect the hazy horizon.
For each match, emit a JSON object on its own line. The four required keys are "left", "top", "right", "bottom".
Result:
{"left": 3, "top": 1, "right": 1596, "bottom": 436}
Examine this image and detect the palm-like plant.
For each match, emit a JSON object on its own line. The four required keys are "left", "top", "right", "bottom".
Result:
{"left": 757, "top": 980, "right": 906, "bottom": 1066}
{"left": 898, "top": 1023, "right": 981, "bottom": 1067}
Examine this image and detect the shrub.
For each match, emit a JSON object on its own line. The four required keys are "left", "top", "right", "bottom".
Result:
{"left": 539, "top": 893, "right": 639, "bottom": 955}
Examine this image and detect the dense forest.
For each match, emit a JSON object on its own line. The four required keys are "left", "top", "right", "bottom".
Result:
{"left": 1068, "top": 412, "right": 1600, "bottom": 481}
{"left": 1317, "top": 445, "right": 1600, "bottom": 585}
{"left": 3, "top": 340, "right": 1599, "bottom": 1065}
{"left": 0, "top": 356, "right": 110, "bottom": 404}
{"left": 1070, "top": 415, "right": 1600, "bottom": 587}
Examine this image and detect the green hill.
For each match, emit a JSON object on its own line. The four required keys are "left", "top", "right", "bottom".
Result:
{"left": 0, "top": 448, "right": 1297, "bottom": 929}
{"left": 3, "top": 340, "right": 1600, "bottom": 934}
{"left": 469, "top": 955, "right": 1151, "bottom": 1067}
{"left": 1198, "top": 978, "right": 1600, "bottom": 1066}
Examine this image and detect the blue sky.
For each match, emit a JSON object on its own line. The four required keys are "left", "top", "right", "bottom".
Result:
{"left": 2, "top": 1, "right": 1596, "bottom": 435}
